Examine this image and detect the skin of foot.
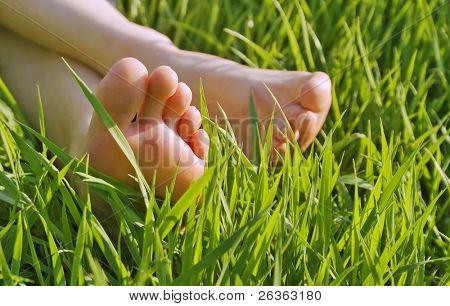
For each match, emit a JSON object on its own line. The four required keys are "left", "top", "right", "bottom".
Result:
{"left": 84, "top": 58, "right": 209, "bottom": 200}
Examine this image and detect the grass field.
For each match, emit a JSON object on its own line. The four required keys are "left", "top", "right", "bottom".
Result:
{"left": 0, "top": 0, "right": 448, "bottom": 285}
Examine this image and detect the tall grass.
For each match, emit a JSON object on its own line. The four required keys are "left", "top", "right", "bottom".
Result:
{"left": 0, "top": 0, "right": 448, "bottom": 285}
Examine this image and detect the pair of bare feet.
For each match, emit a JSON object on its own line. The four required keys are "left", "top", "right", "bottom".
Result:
{"left": 0, "top": 0, "right": 332, "bottom": 200}
{"left": 0, "top": 0, "right": 331, "bottom": 200}
{"left": 86, "top": 57, "right": 331, "bottom": 199}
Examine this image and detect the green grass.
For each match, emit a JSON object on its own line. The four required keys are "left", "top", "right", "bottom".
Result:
{"left": 0, "top": 0, "right": 449, "bottom": 285}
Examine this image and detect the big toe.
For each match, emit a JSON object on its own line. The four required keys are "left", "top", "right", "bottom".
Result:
{"left": 298, "top": 72, "right": 331, "bottom": 149}
{"left": 299, "top": 71, "right": 332, "bottom": 113}
{"left": 94, "top": 57, "right": 148, "bottom": 130}
{"left": 274, "top": 72, "right": 331, "bottom": 151}
{"left": 88, "top": 57, "right": 149, "bottom": 186}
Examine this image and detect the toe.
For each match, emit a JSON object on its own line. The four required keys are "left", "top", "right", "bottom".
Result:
{"left": 272, "top": 118, "right": 286, "bottom": 142}
{"left": 275, "top": 142, "right": 287, "bottom": 154}
{"left": 147, "top": 66, "right": 179, "bottom": 100}
{"left": 189, "top": 129, "right": 209, "bottom": 160}
{"left": 284, "top": 104, "right": 302, "bottom": 124}
{"left": 285, "top": 106, "right": 319, "bottom": 151}
{"left": 139, "top": 66, "right": 178, "bottom": 119}
{"left": 162, "top": 82, "right": 192, "bottom": 126}
{"left": 296, "top": 111, "right": 317, "bottom": 150}
{"left": 272, "top": 117, "right": 299, "bottom": 142}
{"left": 94, "top": 57, "right": 148, "bottom": 130}
{"left": 299, "top": 71, "right": 332, "bottom": 113}
{"left": 177, "top": 106, "right": 202, "bottom": 140}
{"left": 294, "top": 71, "right": 332, "bottom": 150}
{"left": 281, "top": 104, "right": 302, "bottom": 139}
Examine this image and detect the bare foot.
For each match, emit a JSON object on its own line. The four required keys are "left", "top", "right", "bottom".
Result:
{"left": 85, "top": 58, "right": 209, "bottom": 199}
{"left": 192, "top": 64, "right": 332, "bottom": 153}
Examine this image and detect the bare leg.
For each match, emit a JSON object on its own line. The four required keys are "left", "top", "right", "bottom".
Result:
{"left": 0, "top": 26, "right": 99, "bottom": 154}
{"left": 0, "top": 27, "right": 209, "bottom": 199}
{"left": 0, "top": 0, "right": 172, "bottom": 74}
{"left": 0, "top": 0, "right": 331, "bottom": 152}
